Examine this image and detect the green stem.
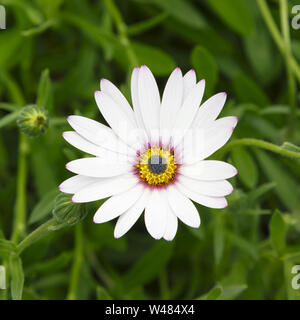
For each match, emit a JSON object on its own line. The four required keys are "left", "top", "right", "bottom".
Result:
{"left": 67, "top": 223, "right": 83, "bottom": 300}
{"left": 279, "top": 0, "right": 297, "bottom": 139}
{"left": 257, "top": 0, "right": 284, "bottom": 51}
{"left": 257, "top": 0, "right": 300, "bottom": 83}
{"left": 104, "top": 0, "right": 138, "bottom": 68}
{"left": 0, "top": 111, "right": 19, "bottom": 129}
{"left": 0, "top": 70, "right": 25, "bottom": 107}
{"left": 11, "top": 134, "right": 29, "bottom": 243}
{"left": 127, "top": 12, "right": 168, "bottom": 36}
{"left": 16, "top": 218, "right": 58, "bottom": 254}
{"left": 0, "top": 103, "right": 20, "bottom": 112}
{"left": 216, "top": 138, "right": 300, "bottom": 159}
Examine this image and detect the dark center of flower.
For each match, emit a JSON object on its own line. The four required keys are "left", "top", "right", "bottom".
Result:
{"left": 148, "top": 155, "right": 167, "bottom": 174}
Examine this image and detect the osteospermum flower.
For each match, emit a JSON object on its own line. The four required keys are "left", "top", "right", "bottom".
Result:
{"left": 59, "top": 66, "right": 238, "bottom": 240}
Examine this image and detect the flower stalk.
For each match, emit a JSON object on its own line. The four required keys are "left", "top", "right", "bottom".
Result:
{"left": 216, "top": 138, "right": 300, "bottom": 159}
{"left": 104, "top": 0, "right": 138, "bottom": 68}
{"left": 257, "top": 0, "right": 300, "bottom": 84}
{"left": 16, "top": 218, "right": 59, "bottom": 254}
{"left": 11, "top": 134, "right": 29, "bottom": 243}
{"left": 279, "top": 0, "right": 297, "bottom": 139}
{"left": 67, "top": 223, "right": 83, "bottom": 300}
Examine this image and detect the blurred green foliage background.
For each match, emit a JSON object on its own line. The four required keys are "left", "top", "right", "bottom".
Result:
{"left": 1, "top": 0, "right": 300, "bottom": 300}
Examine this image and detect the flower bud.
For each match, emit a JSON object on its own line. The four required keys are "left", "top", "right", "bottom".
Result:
{"left": 52, "top": 193, "right": 87, "bottom": 229}
{"left": 17, "top": 104, "right": 49, "bottom": 137}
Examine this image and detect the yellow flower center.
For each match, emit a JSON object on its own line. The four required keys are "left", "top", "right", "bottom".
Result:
{"left": 135, "top": 145, "right": 178, "bottom": 187}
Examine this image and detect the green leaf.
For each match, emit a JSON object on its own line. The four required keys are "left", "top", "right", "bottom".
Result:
{"left": 247, "top": 182, "right": 277, "bottom": 205}
{"left": 217, "top": 284, "right": 247, "bottom": 300}
{"left": 132, "top": 42, "right": 176, "bottom": 76}
{"left": 167, "top": 22, "right": 232, "bottom": 56}
{"left": 233, "top": 73, "right": 269, "bottom": 107}
{"left": 283, "top": 250, "right": 300, "bottom": 262}
{"left": 292, "top": 39, "right": 300, "bottom": 63}
{"left": 245, "top": 115, "right": 279, "bottom": 142}
{"left": 226, "top": 231, "right": 258, "bottom": 260}
{"left": 152, "top": 0, "right": 206, "bottom": 29}
{"left": 0, "top": 239, "right": 17, "bottom": 255}
{"left": 30, "top": 148, "right": 58, "bottom": 198}
{"left": 206, "top": 0, "right": 254, "bottom": 36}
{"left": 0, "top": 70, "right": 25, "bottom": 106}
{"left": 260, "top": 105, "right": 292, "bottom": 116}
{"left": 36, "top": 69, "right": 51, "bottom": 109}
{"left": 197, "top": 284, "right": 223, "bottom": 300}
{"left": 242, "top": 208, "right": 271, "bottom": 215}
{"left": 191, "top": 46, "right": 218, "bottom": 96}
{"left": 121, "top": 241, "right": 174, "bottom": 291}
{"left": 96, "top": 286, "right": 113, "bottom": 300}
{"left": 206, "top": 285, "right": 223, "bottom": 300}
{"left": 127, "top": 13, "right": 168, "bottom": 36}
{"left": 25, "top": 252, "right": 72, "bottom": 275}
{"left": 231, "top": 146, "right": 258, "bottom": 189}
{"left": 17, "top": 1, "right": 44, "bottom": 25}
{"left": 0, "top": 111, "right": 18, "bottom": 129}
{"left": 36, "top": 0, "right": 63, "bottom": 18}
{"left": 244, "top": 19, "right": 281, "bottom": 84}
{"left": 33, "top": 273, "right": 68, "bottom": 290}
{"left": 0, "top": 103, "right": 19, "bottom": 112}
{"left": 29, "top": 188, "right": 60, "bottom": 225}
{"left": 270, "top": 211, "right": 287, "bottom": 257}
{"left": 254, "top": 150, "right": 300, "bottom": 211}
{"left": 62, "top": 12, "right": 120, "bottom": 56}
{"left": 0, "top": 31, "right": 23, "bottom": 69}
{"left": 21, "top": 19, "right": 56, "bottom": 37}
{"left": 10, "top": 255, "right": 24, "bottom": 300}
{"left": 215, "top": 55, "right": 240, "bottom": 79}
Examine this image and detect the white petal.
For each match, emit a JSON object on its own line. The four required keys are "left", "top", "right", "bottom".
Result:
{"left": 166, "top": 185, "right": 200, "bottom": 228}
{"left": 100, "top": 78, "right": 136, "bottom": 125}
{"left": 59, "top": 175, "right": 99, "bottom": 194}
{"left": 67, "top": 115, "right": 134, "bottom": 156}
{"left": 66, "top": 157, "right": 131, "bottom": 178}
{"left": 144, "top": 190, "right": 167, "bottom": 239}
{"left": 178, "top": 175, "right": 233, "bottom": 196}
{"left": 183, "top": 69, "right": 196, "bottom": 100}
{"left": 138, "top": 65, "right": 161, "bottom": 143}
{"left": 160, "top": 68, "right": 183, "bottom": 146}
{"left": 181, "top": 160, "right": 238, "bottom": 181}
{"left": 199, "top": 125, "right": 235, "bottom": 161}
{"left": 131, "top": 68, "right": 147, "bottom": 133}
{"left": 182, "top": 122, "right": 236, "bottom": 164}
{"left": 163, "top": 206, "right": 178, "bottom": 241}
{"left": 176, "top": 183, "right": 227, "bottom": 209}
{"left": 72, "top": 174, "right": 137, "bottom": 203}
{"left": 192, "top": 92, "right": 227, "bottom": 128}
{"left": 214, "top": 116, "right": 238, "bottom": 128}
{"left": 63, "top": 131, "right": 99, "bottom": 156}
{"left": 114, "top": 189, "right": 150, "bottom": 238}
{"left": 93, "top": 184, "right": 144, "bottom": 223}
{"left": 63, "top": 131, "right": 132, "bottom": 161}
{"left": 171, "top": 79, "right": 205, "bottom": 147}
{"left": 95, "top": 91, "right": 140, "bottom": 148}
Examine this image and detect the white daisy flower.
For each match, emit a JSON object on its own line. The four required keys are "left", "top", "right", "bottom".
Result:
{"left": 59, "top": 66, "right": 238, "bottom": 241}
